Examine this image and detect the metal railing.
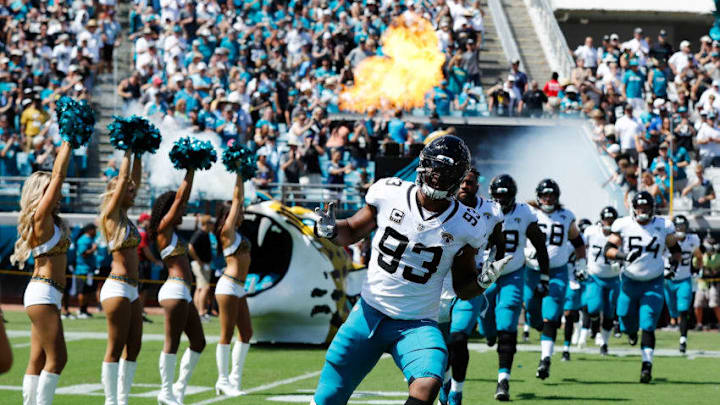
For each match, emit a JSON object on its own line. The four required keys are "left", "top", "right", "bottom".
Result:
{"left": 523, "top": 0, "right": 575, "bottom": 79}
{"left": 487, "top": 0, "right": 525, "bottom": 72}
{"left": 261, "top": 182, "right": 365, "bottom": 210}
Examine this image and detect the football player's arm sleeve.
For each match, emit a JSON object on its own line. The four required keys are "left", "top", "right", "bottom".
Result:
{"left": 604, "top": 233, "right": 624, "bottom": 260}
{"left": 333, "top": 205, "right": 377, "bottom": 246}
{"left": 568, "top": 221, "right": 586, "bottom": 259}
{"left": 527, "top": 221, "right": 549, "bottom": 276}
{"left": 489, "top": 222, "right": 505, "bottom": 260}
{"left": 451, "top": 244, "right": 483, "bottom": 300}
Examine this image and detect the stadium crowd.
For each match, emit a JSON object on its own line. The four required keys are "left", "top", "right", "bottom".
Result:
{"left": 0, "top": 0, "right": 121, "bottom": 178}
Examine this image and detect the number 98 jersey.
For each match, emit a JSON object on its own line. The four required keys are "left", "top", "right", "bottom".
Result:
{"left": 363, "top": 178, "right": 489, "bottom": 321}
{"left": 499, "top": 202, "right": 538, "bottom": 274}
{"left": 529, "top": 206, "right": 576, "bottom": 269}
{"left": 611, "top": 216, "right": 675, "bottom": 281}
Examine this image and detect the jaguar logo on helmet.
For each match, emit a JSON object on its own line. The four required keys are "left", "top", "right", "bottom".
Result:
{"left": 416, "top": 135, "right": 471, "bottom": 201}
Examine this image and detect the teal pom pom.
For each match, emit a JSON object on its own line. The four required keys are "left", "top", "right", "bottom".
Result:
{"left": 169, "top": 137, "right": 217, "bottom": 171}
{"left": 107, "top": 115, "right": 162, "bottom": 154}
{"left": 222, "top": 142, "right": 256, "bottom": 179}
{"left": 56, "top": 96, "right": 95, "bottom": 148}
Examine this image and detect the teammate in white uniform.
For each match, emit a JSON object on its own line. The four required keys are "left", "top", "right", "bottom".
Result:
{"left": 523, "top": 179, "right": 587, "bottom": 380}
{"left": 663, "top": 215, "right": 703, "bottom": 353}
{"left": 605, "top": 191, "right": 682, "bottom": 383}
{"left": 479, "top": 174, "right": 549, "bottom": 401}
{"left": 582, "top": 207, "right": 621, "bottom": 356}
{"left": 311, "top": 136, "right": 510, "bottom": 405}
{"left": 440, "top": 168, "right": 505, "bottom": 405}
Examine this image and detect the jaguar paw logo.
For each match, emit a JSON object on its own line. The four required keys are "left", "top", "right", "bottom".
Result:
{"left": 483, "top": 212, "right": 492, "bottom": 219}
{"left": 514, "top": 217, "right": 522, "bottom": 223}
{"left": 441, "top": 232, "right": 454, "bottom": 244}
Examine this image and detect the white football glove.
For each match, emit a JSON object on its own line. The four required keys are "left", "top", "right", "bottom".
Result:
{"left": 314, "top": 201, "right": 338, "bottom": 239}
{"left": 573, "top": 258, "right": 588, "bottom": 282}
{"left": 477, "top": 255, "right": 512, "bottom": 289}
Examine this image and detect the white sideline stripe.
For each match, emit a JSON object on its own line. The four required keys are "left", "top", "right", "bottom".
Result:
{"left": 190, "top": 371, "right": 322, "bottom": 405}
{"left": 12, "top": 336, "right": 83, "bottom": 349}
{"left": 468, "top": 343, "right": 720, "bottom": 358}
{"left": 7, "top": 330, "right": 225, "bottom": 343}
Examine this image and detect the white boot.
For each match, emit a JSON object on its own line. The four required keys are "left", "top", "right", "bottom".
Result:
{"left": 117, "top": 359, "right": 137, "bottom": 405}
{"left": 158, "top": 352, "right": 180, "bottom": 405}
{"left": 172, "top": 349, "right": 201, "bottom": 404}
{"left": 229, "top": 342, "right": 250, "bottom": 391}
{"left": 102, "top": 362, "right": 119, "bottom": 405}
{"left": 22, "top": 374, "right": 39, "bottom": 405}
{"left": 215, "top": 344, "right": 243, "bottom": 396}
{"left": 36, "top": 371, "right": 60, "bottom": 405}
{"left": 577, "top": 328, "right": 589, "bottom": 349}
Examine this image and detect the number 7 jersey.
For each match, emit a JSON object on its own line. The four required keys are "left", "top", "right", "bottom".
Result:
{"left": 363, "top": 178, "right": 489, "bottom": 321}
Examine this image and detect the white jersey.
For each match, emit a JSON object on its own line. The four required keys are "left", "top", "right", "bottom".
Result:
{"left": 499, "top": 203, "right": 538, "bottom": 274}
{"left": 440, "top": 196, "right": 503, "bottom": 300}
{"left": 527, "top": 206, "right": 576, "bottom": 269}
{"left": 611, "top": 216, "right": 675, "bottom": 281}
{"left": 664, "top": 233, "right": 700, "bottom": 281}
{"left": 364, "top": 178, "right": 488, "bottom": 320}
{"left": 584, "top": 224, "right": 619, "bottom": 278}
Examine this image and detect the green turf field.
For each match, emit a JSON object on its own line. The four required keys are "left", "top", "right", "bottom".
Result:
{"left": 1, "top": 309, "right": 719, "bottom": 405}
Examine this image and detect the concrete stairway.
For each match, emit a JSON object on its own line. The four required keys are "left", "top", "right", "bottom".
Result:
{"left": 499, "top": 0, "right": 552, "bottom": 84}
{"left": 478, "top": 1, "right": 511, "bottom": 89}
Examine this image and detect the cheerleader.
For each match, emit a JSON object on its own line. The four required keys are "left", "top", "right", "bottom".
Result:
{"left": 149, "top": 137, "right": 215, "bottom": 405}
{"left": 99, "top": 115, "right": 161, "bottom": 405}
{"left": 11, "top": 97, "right": 95, "bottom": 405}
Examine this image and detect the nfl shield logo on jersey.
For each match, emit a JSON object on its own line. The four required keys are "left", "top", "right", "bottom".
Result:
{"left": 390, "top": 209, "right": 405, "bottom": 224}
{"left": 442, "top": 232, "right": 454, "bottom": 244}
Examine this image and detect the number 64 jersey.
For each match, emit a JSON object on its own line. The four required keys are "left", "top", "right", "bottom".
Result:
{"left": 363, "top": 178, "right": 489, "bottom": 321}
{"left": 611, "top": 216, "right": 676, "bottom": 281}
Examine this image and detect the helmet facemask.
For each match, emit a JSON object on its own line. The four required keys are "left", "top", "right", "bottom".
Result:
{"left": 417, "top": 153, "right": 467, "bottom": 201}
{"left": 537, "top": 191, "right": 558, "bottom": 213}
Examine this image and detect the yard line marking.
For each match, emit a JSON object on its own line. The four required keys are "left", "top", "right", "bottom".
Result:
{"left": 7, "top": 330, "right": 224, "bottom": 343}
{"left": 190, "top": 370, "right": 322, "bottom": 405}
{"left": 468, "top": 343, "right": 720, "bottom": 358}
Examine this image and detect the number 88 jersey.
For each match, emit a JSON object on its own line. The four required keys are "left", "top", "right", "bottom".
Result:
{"left": 363, "top": 178, "right": 488, "bottom": 321}
{"left": 611, "top": 216, "right": 675, "bottom": 281}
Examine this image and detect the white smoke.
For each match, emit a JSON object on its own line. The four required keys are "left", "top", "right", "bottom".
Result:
{"left": 470, "top": 123, "right": 624, "bottom": 221}
{"left": 122, "top": 103, "right": 255, "bottom": 202}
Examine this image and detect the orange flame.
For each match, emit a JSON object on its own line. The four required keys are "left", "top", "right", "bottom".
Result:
{"left": 339, "top": 12, "right": 445, "bottom": 113}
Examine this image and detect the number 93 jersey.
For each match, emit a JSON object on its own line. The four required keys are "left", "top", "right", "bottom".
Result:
{"left": 611, "top": 216, "right": 675, "bottom": 281}
{"left": 663, "top": 233, "right": 700, "bottom": 280}
{"left": 529, "top": 206, "right": 576, "bottom": 269}
{"left": 584, "top": 224, "right": 618, "bottom": 278}
{"left": 363, "top": 178, "right": 489, "bottom": 321}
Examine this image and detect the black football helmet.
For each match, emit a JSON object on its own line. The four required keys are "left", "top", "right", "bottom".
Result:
{"left": 672, "top": 215, "right": 689, "bottom": 236}
{"left": 632, "top": 191, "right": 654, "bottom": 223}
{"left": 417, "top": 135, "right": 471, "bottom": 200}
{"left": 489, "top": 174, "right": 517, "bottom": 212}
{"left": 535, "top": 178, "right": 560, "bottom": 212}
{"left": 599, "top": 206, "right": 619, "bottom": 231}
{"left": 578, "top": 218, "right": 592, "bottom": 233}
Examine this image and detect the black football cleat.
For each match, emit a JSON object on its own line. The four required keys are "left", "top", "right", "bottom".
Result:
{"left": 495, "top": 379, "right": 510, "bottom": 401}
{"left": 640, "top": 361, "right": 652, "bottom": 384}
{"left": 561, "top": 351, "right": 570, "bottom": 361}
{"left": 536, "top": 357, "right": 551, "bottom": 380}
{"left": 628, "top": 332, "right": 638, "bottom": 346}
{"left": 679, "top": 341, "right": 687, "bottom": 354}
{"left": 600, "top": 344, "right": 608, "bottom": 356}
{"left": 487, "top": 335, "right": 497, "bottom": 347}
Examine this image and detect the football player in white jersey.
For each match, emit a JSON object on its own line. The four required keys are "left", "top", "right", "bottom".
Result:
{"left": 439, "top": 168, "right": 505, "bottom": 405}
{"left": 480, "top": 174, "right": 549, "bottom": 401}
{"left": 663, "top": 215, "right": 702, "bottom": 353}
{"left": 561, "top": 241, "right": 587, "bottom": 361}
{"left": 523, "top": 179, "right": 587, "bottom": 380}
{"left": 582, "top": 207, "right": 621, "bottom": 356}
{"left": 604, "top": 191, "right": 682, "bottom": 383}
{"left": 311, "top": 136, "right": 511, "bottom": 405}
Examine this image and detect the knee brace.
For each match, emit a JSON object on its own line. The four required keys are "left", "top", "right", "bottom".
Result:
{"left": 448, "top": 332, "right": 469, "bottom": 382}
{"left": 641, "top": 330, "right": 655, "bottom": 350}
{"left": 497, "top": 331, "right": 517, "bottom": 371}
{"left": 405, "top": 397, "right": 432, "bottom": 405}
{"left": 542, "top": 321, "right": 557, "bottom": 341}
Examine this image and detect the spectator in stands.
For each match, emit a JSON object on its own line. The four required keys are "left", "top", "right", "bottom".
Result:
{"left": 189, "top": 215, "right": 214, "bottom": 320}
{"left": 521, "top": 80, "right": 547, "bottom": 117}
{"left": 574, "top": 36, "right": 598, "bottom": 73}
{"left": 669, "top": 40, "right": 697, "bottom": 78}
{"left": 28, "top": 136, "right": 55, "bottom": 173}
{"left": 327, "top": 149, "right": 353, "bottom": 188}
{"left": 429, "top": 80, "right": 453, "bottom": 116}
{"left": 543, "top": 71, "right": 561, "bottom": 101}
{"left": 615, "top": 104, "right": 643, "bottom": 160}
{"left": 696, "top": 111, "right": 720, "bottom": 168}
{"left": 281, "top": 137, "right": 305, "bottom": 184}
{"left": 651, "top": 140, "right": 689, "bottom": 192}
{"left": 20, "top": 96, "right": 49, "bottom": 152}
{"left": 74, "top": 224, "right": 98, "bottom": 319}
{"left": 461, "top": 39, "right": 481, "bottom": 86}
{"left": 299, "top": 133, "right": 324, "bottom": 186}
{"left": 622, "top": 59, "right": 645, "bottom": 112}
{"left": 487, "top": 78, "right": 511, "bottom": 117}
{"left": 348, "top": 121, "right": 370, "bottom": 168}
{"left": 102, "top": 159, "right": 119, "bottom": 181}
{"left": 388, "top": 110, "right": 409, "bottom": 145}
{"left": 117, "top": 72, "right": 142, "bottom": 107}
{"left": 697, "top": 36, "right": 714, "bottom": 66}
{"left": 626, "top": 27, "right": 649, "bottom": 58}
{"left": 0, "top": 129, "right": 20, "bottom": 177}
{"left": 650, "top": 29, "right": 673, "bottom": 63}
{"left": 641, "top": 170, "right": 666, "bottom": 208}
{"left": 652, "top": 162, "right": 671, "bottom": 207}
{"left": 647, "top": 59, "right": 669, "bottom": 99}
{"left": 252, "top": 149, "right": 274, "bottom": 191}
{"left": 695, "top": 235, "right": 720, "bottom": 330}
{"left": 510, "top": 59, "right": 528, "bottom": 93}
{"left": 682, "top": 164, "right": 716, "bottom": 210}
